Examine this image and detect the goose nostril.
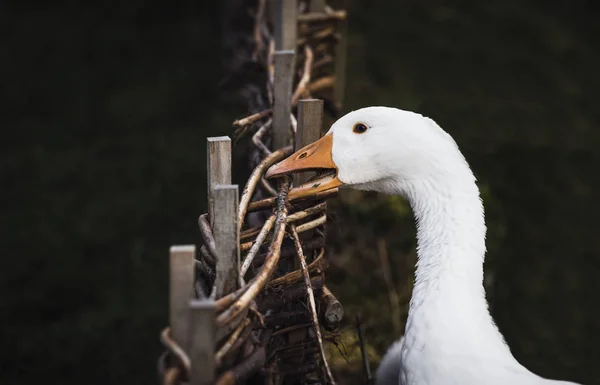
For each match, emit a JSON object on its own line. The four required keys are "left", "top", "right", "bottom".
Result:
{"left": 298, "top": 152, "right": 308, "bottom": 159}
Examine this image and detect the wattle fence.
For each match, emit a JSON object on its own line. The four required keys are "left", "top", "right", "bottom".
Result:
{"left": 156, "top": 2, "right": 365, "bottom": 384}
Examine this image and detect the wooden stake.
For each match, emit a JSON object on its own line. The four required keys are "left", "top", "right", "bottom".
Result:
{"left": 213, "top": 184, "right": 240, "bottom": 299}
{"left": 169, "top": 245, "right": 196, "bottom": 352}
{"left": 294, "top": 99, "right": 324, "bottom": 186}
{"left": 272, "top": 51, "right": 296, "bottom": 150}
{"left": 189, "top": 299, "right": 216, "bottom": 385}
{"left": 287, "top": 99, "right": 325, "bottom": 362}
{"left": 207, "top": 137, "right": 232, "bottom": 226}
{"left": 274, "top": 0, "right": 297, "bottom": 51}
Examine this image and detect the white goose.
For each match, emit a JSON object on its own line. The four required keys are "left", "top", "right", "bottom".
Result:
{"left": 265, "top": 107, "right": 581, "bottom": 385}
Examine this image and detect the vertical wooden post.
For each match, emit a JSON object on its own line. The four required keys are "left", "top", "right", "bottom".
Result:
{"left": 274, "top": 0, "right": 297, "bottom": 51}
{"left": 334, "top": 0, "right": 348, "bottom": 109}
{"left": 294, "top": 99, "right": 324, "bottom": 186}
{"left": 169, "top": 245, "right": 196, "bottom": 352}
{"left": 272, "top": 51, "right": 296, "bottom": 150}
{"left": 189, "top": 299, "right": 216, "bottom": 385}
{"left": 207, "top": 137, "right": 232, "bottom": 226}
{"left": 287, "top": 99, "right": 324, "bottom": 353}
{"left": 213, "top": 184, "right": 240, "bottom": 299}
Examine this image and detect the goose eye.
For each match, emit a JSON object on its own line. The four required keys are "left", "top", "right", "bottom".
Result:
{"left": 353, "top": 123, "right": 368, "bottom": 134}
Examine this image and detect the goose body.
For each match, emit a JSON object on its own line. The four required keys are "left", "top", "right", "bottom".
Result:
{"left": 266, "top": 107, "right": 582, "bottom": 385}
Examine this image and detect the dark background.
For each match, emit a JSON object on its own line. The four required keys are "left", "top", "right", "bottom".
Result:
{"left": 2, "top": 1, "right": 599, "bottom": 384}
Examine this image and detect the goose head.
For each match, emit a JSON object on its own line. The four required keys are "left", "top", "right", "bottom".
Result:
{"left": 265, "top": 106, "right": 468, "bottom": 198}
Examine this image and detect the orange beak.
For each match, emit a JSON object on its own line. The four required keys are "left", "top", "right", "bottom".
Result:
{"left": 265, "top": 134, "right": 343, "bottom": 199}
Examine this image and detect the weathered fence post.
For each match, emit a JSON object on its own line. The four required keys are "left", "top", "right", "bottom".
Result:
{"left": 274, "top": 0, "right": 297, "bottom": 51}
{"left": 189, "top": 299, "right": 216, "bottom": 385}
{"left": 287, "top": 99, "right": 325, "bottom": 350}
{"left": 169, "top": 245, "right": 196, "bottom": 352}
{"left": 273, "top": 51, "right": 296, "bottom": 149}
{"left": 212, "top": 184, "right": 240, "bottom": 299}
{"left": 207, "top": 137, "right": 232, "bottom": 226}
{"left": 295, "top": 99, "right": 324, "bottom": 185}
{"left": 272, "top": 0, "right": 297, "bottom": 149}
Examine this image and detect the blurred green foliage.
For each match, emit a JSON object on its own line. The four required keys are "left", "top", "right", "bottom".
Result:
{"left": 2, "top": 1, "right": 599, "bottom": 384}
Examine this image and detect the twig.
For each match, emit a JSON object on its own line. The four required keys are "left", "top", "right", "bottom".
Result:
{"left": 240, "top": 211, "right": 326, "bottom": 251}
{"left": 297, "top": 26, "right": 337, "bottom": 46}
{"left": 198, "top": 213, "right": 218, "bottom": 260}
{"left": 297, "top": 10, "right": 347, "bottom": 22}
{"left": 267, "top": 39, "right": 275, "bottom": 104}
{"left": 249, "top": 303, "right": 265, "bottom": 328}
{"left": 299, "top": 22, "right": 328, "bottom": 38}
{"left": 288, "top": 202, "right": 327, "bottom": 221}
{"left": 308, "top": 76, "right": 335, "bottom": 94}
{"left": 238, "top": 147, "right": 293, "bottom": 231}
{"left": 215, "top": 283, "right": 251, "bottom": 313}
{"left": 261, "top": 177, "right": 279, "bottom": 196}
{"left": 267, "top": 248, "right": 325, "bottom": 288}
{"left": 290, "top": 113, "right": 298, "bottom": 135}
{"left": 242, "top": 200, "right": 324, "bottom": 241}
{"left": 295, "top": 214, "right": 326, "bottom": 233}
{"left": 159, "top": 327, "right": 191, "bottom": 379}
{"left": 252, "top": 0, "right": 266, "bottom": 60}
{"left": 252, "top": 118, "right": 274, "bottom": 156}
{"left": 199, "top": 245, "right": 216, "bottom": 267}
{"left": 292, "top": 45, "right": 314, "bottom": 105}
{"left": 223, "top": 318, "right": 255, "bottom": 362}
{"left": 196, "top": 257, "right": 215, "bottom": 288}
{"left": 258, "top": 275, "right": 325, "bottom": 311}
{"left": 272, "top": 323, "right": 312, "bottom": 337}
{"left": 314, "top": 41, "right": 331, "bottom": 56}
{"left": 356, "top": 315, "right": 372, "bottom": 385}
{"left": 313, "top": 54, "right": 333, "bottom": 70}
{"left": 247, "top": 188, "right": 338, "bottom": 213}
{"left": 313, "top": 26, "right": 336, "bottom": 41}
{"left": 240, "top": 226, "right": 262, "bottom": 241}
{"left": 241, "top": 214, "right": 277, "bottom": 277}
{"left": 215, "top": 330, "right": 273, "bottom": 385}
{"left": 216, "top": 318, "right": 252, "bottom": 366}
{"left": 233, "top": 109, "right": 272, "bottom": 127}
{"left": 195, "top": 280, "right": 209, "bottom": 300}
{"left": 251, "top": 236, "right": 325, "bottom": 267}
{"left": 163, "top": 367, "right": 180, "bottom": 385}
{"left": 289, "top": 225, "right": 336, "bottom": 385}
